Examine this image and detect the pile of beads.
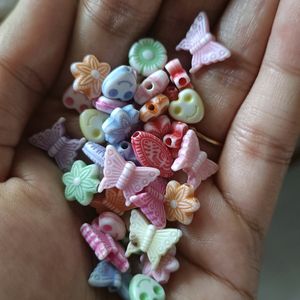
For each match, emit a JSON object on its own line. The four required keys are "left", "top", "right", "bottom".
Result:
{"left": 30, "top": 12, "right": 230, "bottom": 300}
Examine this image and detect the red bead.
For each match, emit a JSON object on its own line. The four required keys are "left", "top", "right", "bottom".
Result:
{"left": 165, "top": 59, "right": 192, "bottom": 90}
{"left": 163, "top": 121, "right": 188, "bottom": 149}
{"left": 131, "top": 131, "right": 174, "bottom": 178}
{"left": 163, "top": 84, "right": 179, "bottom": 101}
{"left": 144, "top": 115, "right": 172, "bottom": 139}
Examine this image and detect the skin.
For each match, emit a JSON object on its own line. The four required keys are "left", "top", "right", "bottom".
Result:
{"left": 0, "top": 0, "right": 299, "bottom": 299}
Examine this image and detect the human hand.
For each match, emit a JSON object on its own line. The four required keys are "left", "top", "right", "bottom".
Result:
{"left": 0, "top": 0, "right": 299, "bottom": 299}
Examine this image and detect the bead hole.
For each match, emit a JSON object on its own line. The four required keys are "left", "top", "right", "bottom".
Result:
{"left": 148, "top": 104, "right": 155, "bottom": 111}
{"left": 174, "top": 107, "right": 182, "bottom": 115}
{"left": 145, "top": 82, "right": 154, "bottom": 90}
{"left": 164, "top": 137, "right": 172, "bottom": 146}
{"left": 120, "top": 142, "right": 129, "bottom": 149}
{"left": 179, "top": 77, "right": 187, "bottom": 86}
{"left": 184, "top": 94, "right": 192, "bottom": 102}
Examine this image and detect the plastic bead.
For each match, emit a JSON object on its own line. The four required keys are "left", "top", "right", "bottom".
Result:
{"left": 82, "top": 141, "right": 106, "bottom": 167}
{"left": 139, "top": 94, "right": 169, "bottom": 123}
{"left": 129, "top": 274, "right": 165, "bottom": 300}
{"left": 164, "top": 180, "right": 200, "bottom": 225}
{"left": 134, "top": 70, "right": 169, "bottom": 105}
{"left": 98, "top": 145, "right": 160, "bottom": 203}
{"left": 94, "top": 96, "right": 126, "bottom": 114}
{"left": 176, "top": 12, "right": 231, "bottom": 73}
{"left": 129, "top": 38, "right": 167, "bottom": 77}
{"left": 141, "top": 247, "right": 179, "bottom": 284}
{"left": 97, "top": 212, "right": 126, "bottom": 240}
{"left": 172, "top": 130, "right": 218, "bottom": 189}
{"left": 168, "top": 88, "right": 205, "bottom": 124}
{"left": 125, "top": 210, "right": 182, "bottom": 270}
{"left": 102, "top": 65, "right": 137, "bottom": 101}
{"left": 62, "top": 85, "right": 92, "bottom": 113}
{"left": 29, "top": 117, "right": 85, "bottom": 172}
{"left": 89, "top": 261, "right": 131, "bottom": 300}
{"left": 128, "top": 177, "right": 167, "bottom": 228}
{"left": 102, "top": 104, "right": 140, "bottom": 144}
{"left": 165, "top": 58, "right": 191, "bottom": 90}
{"left": 131, "top": 131, "right": 173, "bottom": 178}
{"left": 79, "top": 109, "right": 108, "bottom": 143}
{"left": 115, "top": 141, "right": 137, "bottom": 162}
{"left": 81, "top": 222, "right": 129, "bottom": 272}
{"left": 163, "top": 84, "right": 179, "bottom": 101}
{"left": 71, "top": 55, "right": 111, "bottom": 99}
{"left": 62, "top": 160, "right": 100, "bottom": 206}
{"left": 91, "top": 188, "right": 136, "bottom": 215}
{"left": 163, "top": 121, "right": 188, "bottom": 149}
{"left": 144, "top": 115, "right": 172, "bottom": 139}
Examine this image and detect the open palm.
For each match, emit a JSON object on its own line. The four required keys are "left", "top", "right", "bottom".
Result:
{"left": 0, "top": 0, "right": 299, "bottom": 299}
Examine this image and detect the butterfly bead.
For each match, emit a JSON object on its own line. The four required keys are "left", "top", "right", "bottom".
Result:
{"left": 102, "top": 104, "right": 140, "bottom": 144}
{"left": 82, "top": 141, "right": 106, "bottom": 168}
{"left": 128, "top": 177, "right": 167, "bottom": 228}
{"left": 176, "top": 11, "right": 231, "bottom": 73}
{"left": 81, "top": 221, "right": 129, "bottom": 272}
{"left": 98, "top": 145, "right": 160, "bottom": 203}
{"left": 29, "top": 117, "right": 85, "bottom": 172}
{"left": 89, "top": 261, "right": 132, "bottom": 300}
{"left": 171, "top": 130, "right": 218, "bottom": 189}
{"left": 125, "top": 210, "right": 182, "bottom": 270}
{"left": 141, "top": 247, "right": 179, "bottom": 284}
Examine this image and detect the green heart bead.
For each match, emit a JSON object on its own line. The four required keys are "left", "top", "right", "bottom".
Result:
{"left": 129, "top": 274, "right": 165, "bottom": 300}
{"left": 168, "top": 88, "right": 205, "bottom": 124}
{"left": 79, "top": 109, "right": 108, "bottom": 143}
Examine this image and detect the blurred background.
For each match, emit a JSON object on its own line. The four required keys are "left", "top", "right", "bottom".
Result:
{"left": 1, "top": 1, "right": 299, "bottom": 299}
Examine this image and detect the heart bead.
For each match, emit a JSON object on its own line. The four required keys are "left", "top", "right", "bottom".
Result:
{"left": 79, "top": 109, "right": 108, "bottom": 143}
{"left": 102, "top": 65, "right": 137, "bottom": 101}
{"left": 168, "top": 88, "right": 204, "bottom": 124}
{"left": 131, "top": 131, "right": 173, "bottom": 178}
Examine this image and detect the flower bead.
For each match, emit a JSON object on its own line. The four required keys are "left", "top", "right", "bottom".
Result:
{"left": 129, "top": 38, "right": 167, "bottom": 77}
{"left": 164, "top": 180, "right": 200, "bottom": 225}
{"left": 62, "top": 160, "right": 100, "bottom": 206}
{"left": 102, "top": 104, "right": 140, "bottom": 144}
{"left": 71, "top": 55, "right": 111, "bottom": 100}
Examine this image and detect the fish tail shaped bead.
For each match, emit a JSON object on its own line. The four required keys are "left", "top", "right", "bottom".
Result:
{"left": 165, "top": 59, "right": 191, "bottom": 90}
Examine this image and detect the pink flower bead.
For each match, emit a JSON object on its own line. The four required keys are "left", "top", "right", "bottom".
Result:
{"left": 134, "top": 70, "right": 170, "bottom": 105}
{"left": 144, "top": 115, "right": 172, "bottom": 139}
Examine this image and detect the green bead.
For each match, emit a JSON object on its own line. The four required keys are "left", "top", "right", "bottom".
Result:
{"left": 129, "top": 38, "right": 167, "bottom": 77}
{"left": 168, "top": 88, "right": 205, "bottom": 124}
{"left": 62, "top": 160, "right": 100, "bottom": 206}
{"left": 129, "top": 274, "right": 165, "bottom": 300}
{"left": 79, "top": 109, "right": 108, "bottom": 143}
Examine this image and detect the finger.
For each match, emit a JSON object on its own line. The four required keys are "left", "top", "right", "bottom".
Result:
{"left": 0, "top": 0, "right": 76, "bottom": 181}
{"left": 57, "top": 0, "right": 162, "bottom": 90}
{"left": 219, "top": 0, "right": 300, "bottom": 234}
{"left": 151, "top": 0, "right": 229, "bottom": 65}
{"left": 193, "top": 0, "right": 279, "bottom": 146}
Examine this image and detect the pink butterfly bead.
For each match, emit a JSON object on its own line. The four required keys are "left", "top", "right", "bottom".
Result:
{"left": 171, "top": 129, "right": 218, "bottom": 189}
{"left": 134, "top": 70, "right": 170, "bottom": 105}
{"left": 165, "top": 59, "right": 192, "bottom": 90}
{"left": 176, "top": 11, "right": 231, "bottom": 73}
{"left": 81, "top": 222, "right": 129, "bottom": 273}
{"left": 98, "top": 145, "right": 160, "bottom": 203}
{"left": 163, "top": 121, "right": 188, "bottom": 149}
{"left": 131, "top": 131, "right": 174, "bottom": 178}
{"left": 129, "top": 177, "right": 167, "bottom": 228}
{"left": 144, "top": 115, "right": 172, "bottom": 139}
{"left": 141, "top": 247, "right": 179, "bottom": 284}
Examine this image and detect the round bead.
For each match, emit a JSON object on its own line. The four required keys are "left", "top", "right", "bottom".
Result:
{"left": 129, "top": 38, "right": 167, "bottom": 77}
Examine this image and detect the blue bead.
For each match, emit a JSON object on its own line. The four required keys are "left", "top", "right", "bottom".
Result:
{"left": 102, "top": 104, "right": 140, "bottom": 144}
{"left": 115, "top": 141, "right": 137, "bottom": 162}
{"left": 102, "top": 65, "right": 137, "bottom": 101}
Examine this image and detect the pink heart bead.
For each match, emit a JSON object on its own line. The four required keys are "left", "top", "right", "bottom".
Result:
{"left": 144, "top": 115, "right": 172, "bottom": 139}
{"left": 134, "top": 70, "right": 170, "bottom": 105}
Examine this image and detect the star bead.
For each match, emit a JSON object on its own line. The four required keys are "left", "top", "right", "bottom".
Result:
{"left": 62, "top": 160, "right": 100, "bottom": 206}
{"left": 71, "top": 55, "right": 111, "bottom": 100}
{"left": 164, "top": 180, "right": 200, "bottom": 225}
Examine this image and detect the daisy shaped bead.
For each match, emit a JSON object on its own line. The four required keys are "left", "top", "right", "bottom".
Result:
{"left": 71, "top": 55, "right": 111, "bottom": 100}
{"left": 102, "top": 104, "right": 140, "bottom": 144}
{"left": 129, "top": 38, "right": 167, "bottom": 77}
{"left": 62, "top": 160, "right": 100, "bottom": 206}
{"left": 164, "top": 180, "right": 200, "bottom": 225}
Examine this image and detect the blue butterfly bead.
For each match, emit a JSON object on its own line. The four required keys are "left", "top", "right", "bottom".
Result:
{"left": 82, "top": 141, "right": 106, "bottom": 168}
{"left": 102, "top": 65, "right": 137, "bottom": 101}
{"left": 102, "top": 104, "right": 140, "bottom": 144}
{"left": 114, "top": 141, "right": 137, "bottom": 162}
{"left": 89, "top": 261, "right": 131, "bottom": 300}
